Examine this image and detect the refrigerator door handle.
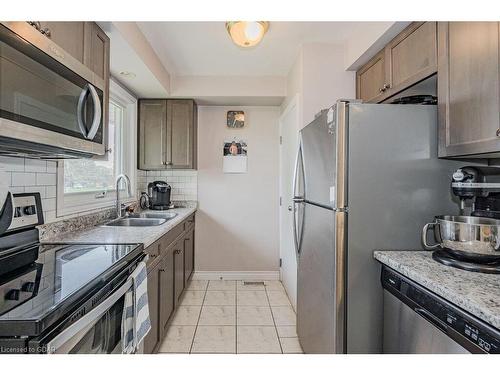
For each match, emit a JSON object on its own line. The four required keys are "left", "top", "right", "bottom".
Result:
{"left": 292, "top": 141, "right": 305, "bottom": 258}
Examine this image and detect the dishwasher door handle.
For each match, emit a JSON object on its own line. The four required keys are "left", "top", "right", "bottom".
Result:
{"left": 414, "top": 307, "right": 448, "bottom": 333}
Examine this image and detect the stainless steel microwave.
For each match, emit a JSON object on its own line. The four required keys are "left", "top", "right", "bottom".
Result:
{"left": 0, "top": 22, "right": 106, "bottom": 158}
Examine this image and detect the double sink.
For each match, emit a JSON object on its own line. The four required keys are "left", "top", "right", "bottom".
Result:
{"left": 104, "top": 212, "right": 178, "bottom": 227}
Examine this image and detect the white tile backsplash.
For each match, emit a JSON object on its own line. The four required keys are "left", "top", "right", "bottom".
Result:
{"left": 137, "top": 169, "right": 198, "bottom": 201}
{"left": 0, "top": 156, "right": 57, "bottom": 223}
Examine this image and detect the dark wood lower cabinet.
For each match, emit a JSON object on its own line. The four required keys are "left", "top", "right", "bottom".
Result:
{"left": 142, "top": 213, "right": 195, "bottom": 353}
{"left": 184, "top": 226, "right": 195, "bottom": 285}
{"left": 173, "top": 241, "right": 185, "bottom": 306}
{"left": 143, "top": 261, "right": 160, "bottom": 354}
{"left": 159, "top": 248, "right": 175, "bottom": 337}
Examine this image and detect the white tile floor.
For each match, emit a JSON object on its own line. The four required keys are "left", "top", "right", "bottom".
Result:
{"left": 157, "top": 280, "right": 303, "bottom": 354}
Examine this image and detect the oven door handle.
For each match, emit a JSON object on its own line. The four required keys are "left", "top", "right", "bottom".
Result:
{"left": 46, "top": 277, "right": 132, "bottom": 354}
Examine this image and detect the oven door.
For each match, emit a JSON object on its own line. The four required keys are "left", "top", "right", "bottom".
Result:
{"left": 0, "top": 23, "right": 104, "bottom": 158}
{"left": 44, "top": 277, "right": 131, "bottom": 354}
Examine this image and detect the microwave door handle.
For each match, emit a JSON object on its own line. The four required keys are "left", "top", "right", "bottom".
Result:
{"left": 86, "top": 84, "right": 102, "bottom": 141}
{"left": 46, "top": 277, "right": 132, "bottom": 354}
{"left": 77, "top": 84, "right": 90, "bottom": 138}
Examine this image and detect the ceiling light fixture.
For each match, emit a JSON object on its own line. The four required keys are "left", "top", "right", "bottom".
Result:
{"left": 119, "top": 71, "right": 136, "bottom": 79}
{"left": 225, "top": 21, "right": 269, "bottom": 48}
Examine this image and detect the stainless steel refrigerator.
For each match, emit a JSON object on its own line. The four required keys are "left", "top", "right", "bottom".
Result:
{"left": 293, "top": 100, "right": 463, "bottom": 354}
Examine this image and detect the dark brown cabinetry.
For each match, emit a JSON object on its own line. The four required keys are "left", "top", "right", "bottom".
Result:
{"left": 159, "top": 248, "right": 175, "bottom": 337}
{"left": 438, "top": 22, "right": 500, "bottom": 158}
{"left": 173, "top": 240, "right": 185, "bottom": 306}
{"left": 142, "top": 213, "right": 196, "bottom": 353}
{"left": 138, "top": 99, "right": 197, "bottom": 170}
{"left": 183, "top": 227, "right": 195, "bottom": 285}
{"left": 356, "top": 22, "right": 437, "bottom": 103}
{"left": 143, "top": 260, "right": 160, "bottom": 354}
{"left": 38, "top": 22, "right": 87, "bottom": 63}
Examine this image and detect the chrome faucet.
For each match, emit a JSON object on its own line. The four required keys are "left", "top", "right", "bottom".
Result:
{"left": 115, "top": 174, "right": 132, "bottom": 218}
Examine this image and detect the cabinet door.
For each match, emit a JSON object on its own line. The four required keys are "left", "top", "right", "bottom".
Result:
{"left": 139, "top": 100, "right": 168, "bottom": 169}
{"left": 386, "top": 22, "right": 437, "bottom": 94}
{"left": 173, "top": 241, "right": 185, "bottom": 306}
{"left": 159, "top": 251, "right": 175, "bottom": 336}
{"left": 143, "top": 262, "right": 160, "bottom": 354}
{"left": 183, "top": 227, "right": 195, "bottom": 285}
{"left": 85, "top": 23, "right": 109, "bottom": 81}
{"left": 166, "top": 100, "right": 196, "bottom": 169}
{"left": 38, "top": 22, "right": 86, "bottom": 63}
{"left": 356, "top": 50, "right": 386, "bottom": 103}
{"left": 438, "top": 22, "right": 500, "bottom": 157}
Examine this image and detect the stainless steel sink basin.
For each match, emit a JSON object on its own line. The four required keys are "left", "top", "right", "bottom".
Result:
{"left": 104, "top": 217, "right": 167, "bottom": 227}
{"left": 128, "top": 212, "right": 178, "bottom": 220}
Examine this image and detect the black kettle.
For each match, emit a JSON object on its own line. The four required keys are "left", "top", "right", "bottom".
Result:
{"left": 140, "top": 181, "right": 172, "bottom": 210}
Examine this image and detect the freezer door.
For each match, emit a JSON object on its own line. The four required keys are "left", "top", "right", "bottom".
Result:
{"left": 300, "top": 110, "right": 336, "bottom": 208}
{"left": 297, "top": 202, "right": 346, "bottom": 353}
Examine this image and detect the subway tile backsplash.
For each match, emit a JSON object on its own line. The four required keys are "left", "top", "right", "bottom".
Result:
{"left": 0, "top": 156, "right": 58, "bottom": 223}
{"left": 137, "top": 169, "right": 197, "bottom": 202}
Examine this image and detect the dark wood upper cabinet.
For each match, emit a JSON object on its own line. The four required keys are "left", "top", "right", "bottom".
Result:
{"left": 38, "top": 22, "right": 86, "bottom": 64}
{"left": 385, "top": 22, "right": 437, "bottom": 95}
{"left": 139, "top": 100, "right": 168, "bottom": 169}
{"left": 356, "top": 50, "right": 386, "bottom": 103}
{"left": 356, "top": 22, "right": 437, "bottom": 103}
{"left": 138, "top": 99, "right": 197, "bottom": 170}
{"left": 438, "top": 22, "right": 500, "bottom": 158}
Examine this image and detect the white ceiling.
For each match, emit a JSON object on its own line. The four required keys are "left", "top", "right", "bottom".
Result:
{"left": 137, "top": 22, "right": 366, "bottom": 77}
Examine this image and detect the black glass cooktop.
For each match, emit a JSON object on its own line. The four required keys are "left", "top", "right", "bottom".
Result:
{"left": 0, "top": 242, "right": 142, "bottom": 336}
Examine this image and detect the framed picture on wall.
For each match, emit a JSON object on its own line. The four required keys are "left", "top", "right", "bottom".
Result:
{"left": 227, "top": 111, "right": 245, "bottom": 128}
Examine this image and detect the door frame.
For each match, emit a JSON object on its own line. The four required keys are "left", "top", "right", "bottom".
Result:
{"left": 278, "top": 94, "right": 300, "bottom": 308}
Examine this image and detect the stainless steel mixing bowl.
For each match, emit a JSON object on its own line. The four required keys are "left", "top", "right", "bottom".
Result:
{"left": 422, "top": 215, "right": 500, "bottom": 257}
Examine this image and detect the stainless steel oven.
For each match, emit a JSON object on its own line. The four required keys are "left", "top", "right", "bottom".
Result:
{"left": 45, "top": 270, "right": 132, "bottom": 354}
{"left": 0, "top": 22, "right": 105, "bottom": 158}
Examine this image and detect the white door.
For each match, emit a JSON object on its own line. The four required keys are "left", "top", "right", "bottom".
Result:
{"left": 279, "top": 96, "right": 299, "bottom": 310}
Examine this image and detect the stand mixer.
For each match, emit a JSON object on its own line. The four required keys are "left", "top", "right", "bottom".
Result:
{"left": 451, "top": 166, "right": 500, "bottom": 218}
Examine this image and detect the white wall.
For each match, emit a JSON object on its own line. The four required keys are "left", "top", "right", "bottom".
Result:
{"left": 195, "top": 106, "right": 280, "bottom": 276}
{"left": 301, "top": 43, "right": 356, "bottom": 126}
{"left": 0, "top": 156, "right": 58, "bottom": 223}
{"left": 283, "top": 43, "right": 356, "bottom": 129}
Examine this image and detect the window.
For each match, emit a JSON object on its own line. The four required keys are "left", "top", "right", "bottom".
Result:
{"left": 57, "top": 80, "right": 137, "bottom": 217}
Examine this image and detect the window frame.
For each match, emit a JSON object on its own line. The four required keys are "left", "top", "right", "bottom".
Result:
{"left": 56, "top": 79, "right": 137, "bottom": 217}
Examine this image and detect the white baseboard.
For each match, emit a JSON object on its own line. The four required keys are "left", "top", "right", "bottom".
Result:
{"left": 191, "top": 271, "right": 280, "bottom": 281}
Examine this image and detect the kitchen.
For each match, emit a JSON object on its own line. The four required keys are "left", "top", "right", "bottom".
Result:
{"left": 0, "top": 1, "right": 500, "bottom": 372}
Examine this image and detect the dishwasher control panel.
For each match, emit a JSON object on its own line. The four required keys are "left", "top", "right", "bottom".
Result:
{"left": 382, "top": 267, "right": 500, "bottom": 354}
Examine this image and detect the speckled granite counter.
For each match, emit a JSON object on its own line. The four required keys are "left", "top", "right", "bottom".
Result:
{"left": 374, "top": 250, "right": 500, "bottom": 330}
{"left": 41, "top": 206, "right": 196, "bottom": 248}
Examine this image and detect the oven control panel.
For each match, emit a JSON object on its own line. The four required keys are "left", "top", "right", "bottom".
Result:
{"left": 382, "top": 267, "right": 500, "bottom": 354}
{"left": 8, "top": 193, "right": 43, "bottom": 231}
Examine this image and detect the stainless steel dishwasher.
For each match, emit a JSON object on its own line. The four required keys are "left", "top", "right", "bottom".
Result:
{"left": 381, "top": 266, "right": 500, "bottom": 354}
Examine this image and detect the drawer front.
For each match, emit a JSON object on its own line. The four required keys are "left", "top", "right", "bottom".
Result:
{"left": 183, "top": 214, "right": 195, "bottom": 231}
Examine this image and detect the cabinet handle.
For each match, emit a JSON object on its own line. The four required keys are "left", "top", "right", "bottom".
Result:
{"left": 159, "top": 268, "right": 165, "bottom": 272}
{"left": 150, "top": 254, "right": 157, "bottom": 258}
{"left": 174, "top": 249, "right": 181, "bottom": 254}
{"left": 379, "top": 83, "right": 391, "bottom": 93}
{"left": 27, "top": 21, "right": 41, "bottom": 31}
{"left": 496, "top": 129, "right": 500, "bottom": 137}
{"left": 40, "top": 27, "right": 51, "bottom": 38}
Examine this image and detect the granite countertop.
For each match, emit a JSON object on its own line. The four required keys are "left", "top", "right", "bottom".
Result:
{"left": 41, "top": 206, "right": 197, "bottom": 248}
{"left": 373, "top": 250, "right": 500, "bottom": 330}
